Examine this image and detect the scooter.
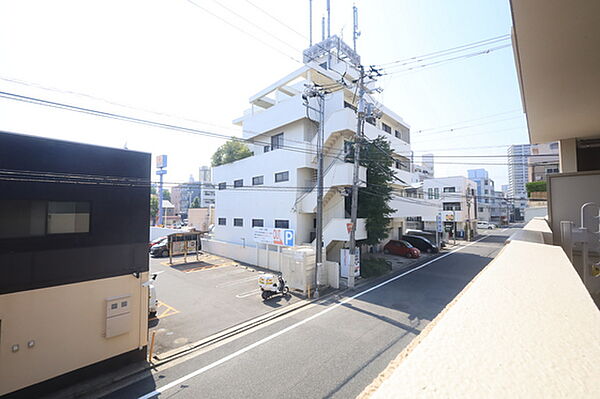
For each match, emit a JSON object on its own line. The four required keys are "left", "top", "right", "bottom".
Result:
{"left": 258, "top": 273, "right": 289, "bottom": 300}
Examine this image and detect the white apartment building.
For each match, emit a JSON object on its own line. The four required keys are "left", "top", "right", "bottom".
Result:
{"left": 213, "top": 36, "right": 415, "bottom": 263}
{"left": 507, "top": 144, "right": 531, "bottom": 216}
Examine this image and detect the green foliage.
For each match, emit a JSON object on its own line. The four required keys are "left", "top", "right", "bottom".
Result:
{"left": 526, "top": 181, "right": 547, "bottom": 194}
{"left": 150, "top": 195, "right": 158, "bottom": 220}
{"left": 211, "top": 140, "right": 252, "bottom": 167}
{"left": 162, "top": 189, "right": 171, "bottom": 202}
{"left": 190, "top": 197, "right": 201, "bottom": 209}
{"left": 357, "top": 136, "right": 396, "bottom": 245}
{"left": 150, "top": 186, "right": 157, "bottom": 195}
{"left": 360, "top": 257, "right": 392, "bottom": 278}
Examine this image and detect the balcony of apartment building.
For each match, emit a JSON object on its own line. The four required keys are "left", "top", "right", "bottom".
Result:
{"left": 364, "top": 2, "right": 600, "bottom": 396}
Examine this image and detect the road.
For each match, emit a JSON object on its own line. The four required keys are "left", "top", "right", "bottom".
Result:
{"left": 104, "top": 228, "right": 513, "bottom": 399}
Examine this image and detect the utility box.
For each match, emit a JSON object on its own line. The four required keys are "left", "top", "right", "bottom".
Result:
{"left": 105, "top": 295, "right": 131, "bottom": 338}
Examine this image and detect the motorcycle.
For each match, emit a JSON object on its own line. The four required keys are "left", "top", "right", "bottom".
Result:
{"left": 258, "top": 273, "right": 289, "bottom": 300}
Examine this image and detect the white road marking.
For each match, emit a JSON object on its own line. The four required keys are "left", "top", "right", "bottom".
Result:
{"left": 216, "top": 275, "right": 263, "bottom": 288}
{"left": 235, "top": 289, "right": 261, "bottom": 298}
{"left": 137, "top": 235, "right": 490, "bottom": 399}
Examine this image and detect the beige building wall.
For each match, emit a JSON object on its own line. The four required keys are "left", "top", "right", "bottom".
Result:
{"left": 188, "top": 207, "right": 211, "bottom": 231}
{"left": 0, "top": 273, "right": 148, "bottom": 396}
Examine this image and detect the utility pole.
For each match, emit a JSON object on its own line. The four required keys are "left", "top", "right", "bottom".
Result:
{"left": 303, "top": 84, "right": 325, "bottom": 298}
{"left": 348, "top": 65, "right": 365, "bottom": 290}
{"left": 156, "top": 155, "right": 167, "bottom": 226}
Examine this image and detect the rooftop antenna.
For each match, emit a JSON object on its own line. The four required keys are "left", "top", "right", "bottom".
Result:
{"left": 353, "top": 4, "right": 361, "bottom": 52}
{"left": 321, "top": 15, "right": 325, "bottom": 41}
{"left": 326, "top": 0, "right": 331, "bottom": 38}
{"left": 309, "top": 0, "right": 313, "bottom": 46}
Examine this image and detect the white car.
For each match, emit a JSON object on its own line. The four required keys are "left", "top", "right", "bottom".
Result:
{"left": 477, "top": 221, "right": 496, "bottom": 230}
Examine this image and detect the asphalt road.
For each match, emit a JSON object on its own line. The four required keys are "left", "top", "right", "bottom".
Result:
{"left": 104, "top": 228, "right": 513, "bottom": 399}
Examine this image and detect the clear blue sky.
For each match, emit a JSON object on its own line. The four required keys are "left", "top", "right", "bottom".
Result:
{"left": 0, "top": 0, "right": 527, "bottom": 187}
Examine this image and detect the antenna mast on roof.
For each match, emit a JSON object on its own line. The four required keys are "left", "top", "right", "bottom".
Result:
{"left": 321, "top": 15, "right": 325, "bottom": 41}
{"left": 353, "top": 4, "right": 361, "bottom": 52}
{"left": 309, "top": 0, "right": 313, "bottom": 46}
{"left": 327, "top": 0, "right": 331, "bottom": 38}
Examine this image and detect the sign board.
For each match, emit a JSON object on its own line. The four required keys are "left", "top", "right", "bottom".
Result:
{"left": 253, "top": 227, "right": 295, "bottom": 247}
{"left": 346, "top": 222, "right": 353, "bottom": 234}
{"left": 156, "top": 155, "right": 168, "bottom": 169}
{"left": 155, "top": 169, "right": 167, "bottom": 176}
{"left": 441, "top": 211, "right": 456, "bottom": 222}
{"left": 436, "top": 213, "right": 443, "bottom": 233}
{"left": 340, "top": 248, "right": 360, "bottom": 278}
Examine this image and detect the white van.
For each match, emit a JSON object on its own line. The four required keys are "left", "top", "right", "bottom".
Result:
{"left": 477, "top": 221, "right": 496, "bottom": 229}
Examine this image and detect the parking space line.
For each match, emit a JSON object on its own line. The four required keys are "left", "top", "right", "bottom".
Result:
{"left": 216, "top": 274, "right": 263, "bottom": 288}
{"left": 235, "top": 289, "right": 261, "bottom": 299}
{"left": 149, "top": 301, "right": 180, "bottom": 321}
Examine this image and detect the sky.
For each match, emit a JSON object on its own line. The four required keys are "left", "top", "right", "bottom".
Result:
{"left": 0, "top": 0, "right": 528, "bottom": 188}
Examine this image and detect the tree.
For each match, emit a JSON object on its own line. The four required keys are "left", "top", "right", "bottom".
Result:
{"left": 190, "top": 197, "right": 201, "bottom": 209}
{"left": 211, "top": 140, "right": 252, "bottom": 166}
{"left": 150, "top": 195, "right": 159, "bottom": 223}
{"left": 357, "top": 136, "right": 396, "bottom": 245}
{"left": 162, "top": 189, "right": 171, "bottom": 202}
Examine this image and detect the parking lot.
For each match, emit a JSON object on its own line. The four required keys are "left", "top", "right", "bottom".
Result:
{"left": 148, "top": 252, "right": 302, "bottom": 355}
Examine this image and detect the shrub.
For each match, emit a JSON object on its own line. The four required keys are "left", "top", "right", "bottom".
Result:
{"left": 360, "top": 257, "right": 392, "bottom": 278}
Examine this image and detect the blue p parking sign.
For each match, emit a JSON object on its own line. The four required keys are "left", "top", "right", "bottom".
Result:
{"left": 283, "top": 229, "right": 295, "bottom": 246}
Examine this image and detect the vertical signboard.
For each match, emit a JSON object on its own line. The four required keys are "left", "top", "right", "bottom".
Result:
{"left": 340, "top": 248, "right": 360, "bottom": 278}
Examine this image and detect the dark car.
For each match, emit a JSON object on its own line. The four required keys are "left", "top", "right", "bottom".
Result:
{"left": 404, "top": 229, "right": 446, "bottom": 248}
{"left": 383, "top": 240, "right": 421, "bottom": 258}
{"left": 402, "top": 234, "right": 439, "bottom": 253}
{"left": 150, "top": 238, "right": 170, "bottom": 258}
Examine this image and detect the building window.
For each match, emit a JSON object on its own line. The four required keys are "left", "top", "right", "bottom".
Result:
{"left": 485, "top": 199, "right": 489, "bottom": 203}
{"left": 218, "top": 218, "right": 226, "bottom": 226}
{"left": 381, "top": 122, "right": 392, "bottom": 134}
{"left": 275, "top": 219, "right": 289, "bottom": 229}
{"left": 275, "top": 171, "right": 289, "bottom": 183}
{"left": 218, "top": 182, "right": 227, "bottom": 190}
{"left": 443, "top": 187, "right": 456, "bottom": 193}
{"left": 234, "top": 179, "right": 243, "bottom": 188}
{"left": 434, "top": 187, "right": 440, "bottom": 199}
{"left": 443, "top": 202, "right": 461, "bottom": 211}
{"left": 205, "top": 199, "right": 215, "bottom": 204}
{"left": 252, "top": 176, "right": 264, "bottom": 186}
{"left": 271, "top": 133, "right": 284, "bottom": 150}
{"left": 234, "top": 218, "right": 243, "bottom": 227}
{"left": 546, "top": 167, "right": 559, "bottom": 174}
{"left": 264, "top": 145, "right": 270, "bottom": 153}
{"left": 550, "top": 142, "right": 559, "bottom": 150}
{"left": 0, "top": 200, "right": 47, "bottom": 238}
{"left": 47, "top": 201, "right": 91, "bottom": 234}
{"left": 428, "top": 188, "right": 433, "bottom": 199}
{"left": 394, "top": 129, "right": 401, "bottom": 139}
{"left": 252, "top": 219, "right": 264, "bottom": 227}
{"left": 478, "top": 207, "right": 484, "bottom": 213}
{"left": 484, "top": 189, "right": 489, "bottom": 194}
{"left": 204, "top": 191, "right": 215, "bottom": 196}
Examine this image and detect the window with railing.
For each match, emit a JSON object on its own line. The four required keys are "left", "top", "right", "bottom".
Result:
{"left": 443, "top": 202, "right": 461, "bottom": 211}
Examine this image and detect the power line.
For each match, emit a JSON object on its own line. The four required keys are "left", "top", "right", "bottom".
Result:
{"left": 184, "top": 0, "right": 302, "bottom": 64}
{"left": 381, "top": 43, "right": 512, "bottom": 77}
{"left": 244, "top": 0, "right": 308, "bottom": 41}
{"left": 374, "top": 33, "right": 511, "bottom": 67}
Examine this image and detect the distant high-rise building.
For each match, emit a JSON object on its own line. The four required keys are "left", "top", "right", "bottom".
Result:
{"left": 507, "top": 144, "right": 531, "bottom": 214}
{"left": 467, "top": 168, "right": 504, "bottom": 224}
{"left": 199, "top": 166, "right": 211, "bottom": 183}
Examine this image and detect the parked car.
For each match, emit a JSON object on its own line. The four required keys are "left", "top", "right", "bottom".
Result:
{"left": 402, "top": 234, "right": 439, "bottom": 253}
{"left": 404, "top": 229, "right": 446, "bottom": 248}
{"left": 383, "top": 240, "right": 421, "bottom": 258}
{"left": 148, "top": 236, "right": 167, "bottom": 251}
{"left": 477, "top": 221, "right": 496, "bottom": 229}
